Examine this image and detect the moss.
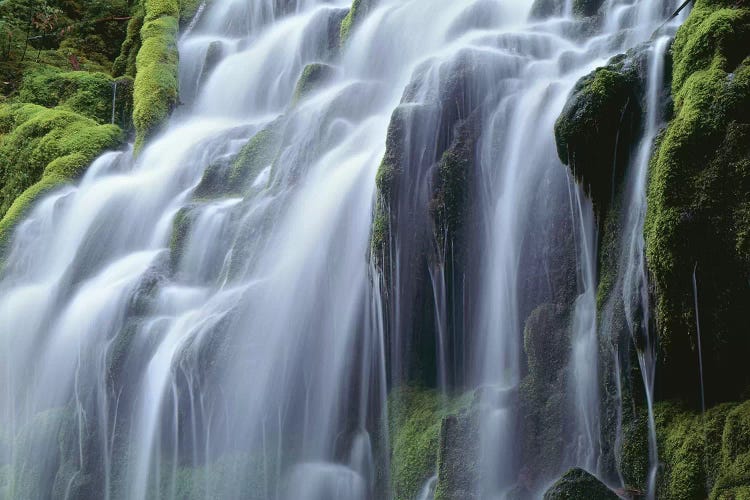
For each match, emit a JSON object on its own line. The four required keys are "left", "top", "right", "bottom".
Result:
{"left": 388, "top": 386, "right": 473, "bottom": 500}
{"left": 572, "top": 0, "right": 604, "bottom": 17}
{"left": 228, "top": 121, "right": 284, "bottom": 193}
{"left": 434, "top": 402, "right": 479, "bottom": 500}
{"left": 644, "top": 0, "right": 750, "bottom": 402}
{"left": 113, "top": 4, "right": 145, "bottom": 78}
{"left": 0, "top": 103, "right": 122, "bottom": 246}
{"left": 712, "top": 401, "right": 750, "bottom": 499}
{"left": 18, "top": 66, "right": 133, "bottom": 128}
{"left": 519, "top": 303, "right": 572, "bottom": 484}
{"left": 620, "top": 400, "right": 750, "bottom": 499}
{"left": 169, "top": 206, "right": 193, "bottom": 270}
{"left": 431, "top": 117, "right": 477, "bottom": 252}
{"left": 340, "top": 0, "right": 372, "bottom": 46}
{"left": 543, "top": 468, "right": 618, "bottom": 499}
{"left": 293, "top": 63, "right": 335, "bottom": 103}
{"left": 179, "top": 0, "right": 203, "bottom": 28}
{"left": 133, "top": 1, "right": 180, "bottom": 152}
{"left": 554, "top": 61, "right": 642, "bottom": 215}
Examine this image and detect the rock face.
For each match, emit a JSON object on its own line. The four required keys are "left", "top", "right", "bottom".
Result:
{"left": 543, "top": 468, "right": 619, "bottom": 500}
{"left": 644, "top": 0, "right": 750, "bottom": 404}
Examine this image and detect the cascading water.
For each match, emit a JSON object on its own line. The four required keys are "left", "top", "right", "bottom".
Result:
{"left": 0, "top": 0, "right": 688, "bottom": 499}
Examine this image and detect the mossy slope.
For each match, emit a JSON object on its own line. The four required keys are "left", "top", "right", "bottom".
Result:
{"left": 644, "top": 0, "right": 750, "bottom": 402}
{"left": 0, "top": 103, "right": 122, "bottom": 244}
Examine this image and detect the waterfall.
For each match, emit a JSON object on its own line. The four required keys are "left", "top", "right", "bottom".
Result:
{"left": 0, "top": 0, "right": 689, "bottom": 499}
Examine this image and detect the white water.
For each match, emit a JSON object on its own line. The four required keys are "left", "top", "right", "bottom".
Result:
{"left": 0, "top": 0, "right": 687, "bottom": 498}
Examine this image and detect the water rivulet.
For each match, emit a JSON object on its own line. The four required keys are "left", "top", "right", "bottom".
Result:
{"left": 2, "top": 0, "right": 747, "bottom": 499}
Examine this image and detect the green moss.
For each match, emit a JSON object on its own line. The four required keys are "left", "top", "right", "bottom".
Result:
{"left": 293, "top": 63, "right": 335, "bottom": 103}
{"left": 18, "top": 66, "right": 132, "bottom": 128}
{"left": 133, "top": 0, "right": 180, "bottom": 152}
{"left": 712, "top": 401, "right": 750, "bottom": 499}
{"left": 113, "top": 4, "right": 145, "bottom": 78}
{"left": 169, "top": 206, "right": 193, "bottom": 270}
{"left": 388, "top": 386, "right": 473, "bottom": 500}
{"left": 572, "top": 0, "right": 604, "bottom": 17}
{"left": 0, "top": 103, "right": 122, "bottom": 246}
{"left": 543, "top": 468, "right": 618, "bottom": 499}
{"left": 179, "top": 0, "right": 203, "bottom": 27}
{"left": 555, "top": 63, "right": 641, "bottom": 215}
{"left": 619, "top": 400, "right": 750, "bottom": 498}
{"left": 644, "top": 0, "right": 750, "bottom": 402}
{"left": 340, "top": 0, "right": 371, "bottom": 46}
{"left": 228, "top": 122, "right": 284, "bottom": 193}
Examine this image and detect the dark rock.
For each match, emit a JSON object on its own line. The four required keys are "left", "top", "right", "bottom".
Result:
{"left": 543, "top": 468, "right": 619, "bottom": 499}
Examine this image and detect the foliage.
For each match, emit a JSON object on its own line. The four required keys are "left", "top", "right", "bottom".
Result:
{"left": 0, "top": 103, "right": 122, "bottom": 244}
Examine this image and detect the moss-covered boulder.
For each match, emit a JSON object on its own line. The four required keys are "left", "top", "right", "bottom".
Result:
{"left": 293, "top": 63, "right": 335, "bottom": 103}
{"left": 0, "top": 103, "right": 123, "bottom": 245}
{"left": 644, "top": 0, "right": 750, "bottom": 403}
{"left": 543, "top": 468, "right": 618, "bottom": 499}
{"left": 555, "top": 54, "right": 645, "bottom": 216}
{"left": 133, "top": 0, "right": 181, "bottom": 152}
{"left": 388, "top": 387, "right": 473, "bottom": 500}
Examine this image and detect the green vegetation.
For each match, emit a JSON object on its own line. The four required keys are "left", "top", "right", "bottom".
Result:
{"left": 644, "top": 0, "right": 750, "bottom": 402}
{"left": 620, "top": 401, "right": 750, "bottom": 499}
{"left": 388, "top": 386, "right": 473, "bottom": 500}
{"left": 554, "top": 62, "right": 641, "bottom": 215}
{"left": 293, "top": 63, "right": 335, "bottom": 103}
{"left": 0, "top": 103, "right": 122, "bottom": 244}
{"left": 132, "top": 1, "right": 179, "bottom": 152}
{"left": 543, "top": 468, "right": 618, "bottom": 499}
{"left": 340, "top": 0, "right": 371, "bottom": 46}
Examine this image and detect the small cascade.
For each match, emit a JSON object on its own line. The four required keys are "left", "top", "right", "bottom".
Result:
{"left": 111, "top": 81, "right": 118, "bottom": 125}
{"left": 417, "top": 475, "right": 438, "bottom": 500}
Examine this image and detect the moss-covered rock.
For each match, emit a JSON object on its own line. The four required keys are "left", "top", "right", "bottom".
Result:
{"left": 339, "top": 0, "right": 374, "bottom": 46}
{"left": 434, "top": 402, "right": 479, "bottom": 500}
{"left": 293, "top": 63, "right": 335, "bottom": 103}
{"left": 543, "top": 467, "right": 618, "bottom": 499}
{"left": 644, "top": 0, "right": 750, "bottom": 403}
{"left": 0, "top": 103, "right": 123, "bottom": 246}
{"left": 18, "top": 66, "right": 133, "bottom": 128}
{"left": 619, "top": 400, "right": 750, "bottom": 499}
{"left": 133, "top": 0, "right": 181, "bottom": 152}
{"left": 388, "top": 386, "right": 473, "bottom": 500}
{"left": 555, "top": 57, "right": 644, "bottom": 216}
{"left": 519, "top": 303, "right": 572, "bottom": 485}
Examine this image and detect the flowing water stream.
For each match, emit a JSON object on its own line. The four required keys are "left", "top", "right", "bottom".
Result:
{"left": 0, "top": 0, "right": 686, "bottom": 498}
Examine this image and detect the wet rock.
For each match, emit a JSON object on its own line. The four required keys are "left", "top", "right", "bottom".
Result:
{"left": 543, "top": 468, "right": 618, "bottom": 499}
